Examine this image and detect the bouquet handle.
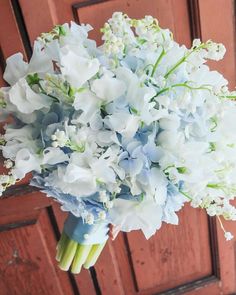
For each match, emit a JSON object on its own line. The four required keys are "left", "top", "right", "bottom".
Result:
{"left": 56, "top": 213, "right": 109, "bottom": 273}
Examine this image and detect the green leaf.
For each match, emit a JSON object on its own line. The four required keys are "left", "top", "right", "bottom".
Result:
{"left": 58, "top": 25, "right": 66, "bottom": 36}
{"left": 130, "top": 107, "right": 139, "bottom": 115}
{"left": 26, "top": 73, "right": 40, "bottom": 86}
{"left": 209, "top": 142, "right": 216, "bottom": 152}
{"left": 177, "top": 166, "right": 187, "bottom": 174}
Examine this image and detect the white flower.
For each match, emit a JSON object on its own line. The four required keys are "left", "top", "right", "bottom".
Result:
{"left": 45, "top": 165, "right": 96, "bottom": 197}
{"left": 73, "top": 89, "right": 101, "bottom": 125}
{"left": 2, "top": 125, "right": 38, "bottom": 160}
{"left": 224, "top": 232, "right": 233, "bottom": 241}
{"left": 104, "top": 112, "right": 139, "bottom": 138}
{"left": 0, "top": 184, "right": 4, "bottom": 195}
{"left": 8, "top": 78, "right": 51, "bottom": 114}
{"left": 51, "top": 130, "right": 68, "bottom": 147}
{"left": 4, "top": 159, "right": 13, "bottom": 169}
{"left": 206, "top": 41, "right": 226, "bottom": 61}
{"left": 99, "top": 191, "right": 108, "bottom": 203}
{"left": 85, "top": 213, "right": 94, "bottom": 225}
{"left": 60, "top": 49, "right": 99, "bottom": 88}
{"left": 3, "top": 53, "right": 28, "bottom": 85}
{"left": 63, "top": 164, "right": 97, "bottom": 196}
{"left": 109, "top": 198, "right": 163, "bottom": 239}
{"left": 42, "top": 147, "right": 68, "bottom": 165}
{"left": 3, "top": 42, "right": 53, "bottom": 86}
{"left": 12, "top": 148, "right": 41, "bottom": 179}
{"left": 91, "top": 74, "right": 126, "bottom": 102}
{"left": 98, "top": 211, "right": 106, "bottom": 220}
{"left": 105, "top": 200, "right": 114, "bottom": 209}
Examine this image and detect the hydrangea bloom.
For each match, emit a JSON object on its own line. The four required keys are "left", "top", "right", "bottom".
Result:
{"left": 1, "top": 12, "right": 236, "bottom": 272}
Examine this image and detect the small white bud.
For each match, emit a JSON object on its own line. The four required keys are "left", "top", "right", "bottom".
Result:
{"left": 0, "top": 175, "right": 10, "bottom": 184}
{"left": 4, "top": 159, "right": 13, "bottom": 169}
{"left": 51, "top": 134, "right": 57, "bottom": 141}
{"left": 85, "top": 213, "right": 94, "bottom": 225}
{"left": 52, "top": 141, "right": 59, "bottom": 148}
{"left": 192, "top": 39, "right": 201, "bottom": 48}
{"left": 99, "top": 191, "right": 108, "bottom": 203}
{"left": 98, "top": 211, "right": 106, "bottom": 220}
{"left": 105, "top": 200, "right": 113, "bottom": 209}
{"left": 84, "top": 234, "right": 89, "bottom": 240}
{"left": 225, "top": 232, "right": 234, "bottom": 241}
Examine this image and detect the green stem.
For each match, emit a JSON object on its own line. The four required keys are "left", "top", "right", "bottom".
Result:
{"left": 38, "top": 82, "right": 60, "bottom": 102}
{"left": 164, "top": 55, "right": 188, "bottom": 79}
{"left": 58, "top": 238, "right": 78, "bottom": 271}
{"left": 56, "top": 232, "right": 69, "bottom": 262}
{"left": 164, "top": 43, "right": 206, "bottom": 79}
{"left": 152, "top": 83, "right": 211, "bottom": 100}
{"left": 179, "top": 190, "right": 193, "bottom": 201}
{"left": 71, "top": 244, "right": 92, "bottom": 274}
{"left": 83, "top": 242, "right": 107, "bottom": 269}
{"left": 206, "top": 183, "right": 222, "bottom": 189}
{"left": 219, "top": 95, "right": 236, "bottom": 100}
{"left": 151, "top": 48, "right": 165, "bottom": 77}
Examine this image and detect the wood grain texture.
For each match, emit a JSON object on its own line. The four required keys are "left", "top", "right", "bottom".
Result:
{"left": 197, "top": 0, "right": 236, "bottom": 88}
{"left": 0, "top": 0, "right": 26, "bottom": 59}
{"left": 0, "top": 47, "right": 5, "bottom": 87}
{"left": 193, "top": 1, "right": 236, "bottom": 294}
{"left": 75, "top": 0, "right": 191, "bottom": 46}
{"left": 126, "top": 206, "right": 212, "bottom": 293}
{"left": 0, "top": 204, "right": 75, "bottom": 295}
{"left": 0, "top": 0, "right": 32, "bottom": 185}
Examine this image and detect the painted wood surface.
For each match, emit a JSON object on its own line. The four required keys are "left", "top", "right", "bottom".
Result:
{"left": 0, "top": 1, "right": 236, "bottom": 294}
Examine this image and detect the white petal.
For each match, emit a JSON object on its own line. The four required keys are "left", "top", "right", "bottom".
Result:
{"left": 91, "top": 75, "right": 126, "bottom": 102}
{"left": 109, "top": 198, "right": 163, "bottom": 239}
{"left": 90, "top": 159, "right": 116, "bottom": 183}
{"left": 28, "top": 41, "right": 54, "bottom": 74}
{"left": 12, "top": 148, "right": 41, "bottom": 179}
{"left": 60, "top": 50, "right": 99, "bottom": 88}
{"left": 63, "top": 164, "right": 93, "bottom": 183}
{"left": 73, "top": 90, "right": 100, "bottom": 124}
{"left": 9, "top": 78, "right": 51, "bottom": 114}
{"left": 3, "top": 53, "right": 28, "bottom": 85}
{"left": 42, "top": 147, "right": 68, "bottom": 165}
{"left": 105, "top": 112, "right": 139, "bottom": 138}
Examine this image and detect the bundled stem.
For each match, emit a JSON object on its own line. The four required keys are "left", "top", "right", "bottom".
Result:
{"left": 56, "top": 232, "right": 107, "bottom": 274}
{"left": 83, "top": 242, "right": 107, "bottom": 269}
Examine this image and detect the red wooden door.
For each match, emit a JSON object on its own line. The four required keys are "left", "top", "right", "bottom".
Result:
{"left": 0, "top": 1, "right": 236, "bottom": 294}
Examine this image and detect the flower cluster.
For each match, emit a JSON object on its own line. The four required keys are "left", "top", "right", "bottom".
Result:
{"left": 1, "top": 12, "right": 236, "bottom": 240}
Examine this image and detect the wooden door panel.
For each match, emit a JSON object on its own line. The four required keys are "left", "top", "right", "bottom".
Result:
{"left": 197, "top": 0, "right": 236, "bottom": 87}
{"left": 0, "top": 1, "right": 27, "bottom": 61}
{"left": 190, "top": 1, "right": 236, "bottom": 294}
{"left": 126, "top": 207, "right": 212, "bottom": 292}
{"left": 0, "top": 192, "right": 75, "bottom": 295}
{"left": 0, "top": 0, "right": 32, "bottom": 186}
{"left": 0, "top": 58, "right": 5, "bottom": 87}
{"left": 74, "top": 0, "right": 191, "bottom": 46}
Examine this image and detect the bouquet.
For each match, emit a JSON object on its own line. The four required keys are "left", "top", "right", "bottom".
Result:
{"left": 1, "top": 12, "right": 236, "bottom": 274}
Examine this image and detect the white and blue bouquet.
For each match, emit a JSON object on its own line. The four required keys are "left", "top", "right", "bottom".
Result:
{"left": 1, "top": 12, "right": 236, "bottom": 273}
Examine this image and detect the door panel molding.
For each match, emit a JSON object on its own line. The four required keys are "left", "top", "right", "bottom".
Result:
{"left": 10, "top": 0, "right": 32, "bottom": 59}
